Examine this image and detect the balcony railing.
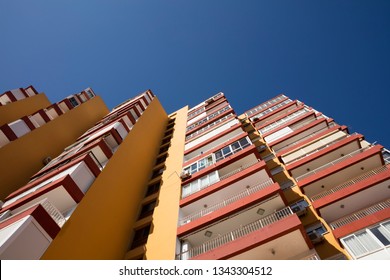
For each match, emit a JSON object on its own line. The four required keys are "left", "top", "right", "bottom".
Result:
{"left": 182, "top": 159, "right": 261, "bottom": 198}
{"left": 285, "top": 133, "right": 357, "bottom": 165}
{"left": 259, "top": 109, "right": 309, "bottom": 135}
{"left": 176, "top": 207, "right": 294, "bottom": 260}
{"left": 186, "top": 113, "right": 235, "bottom": 141}
{"left": 329, "top": 199, "right": 390, "bottom": 230}
{"left": 310, "top": 165, "right": 389, "bottom": 201}
{"left": 186, "top": 105, "right": 231, "bottom": 132}
{"left": 295, "top": 146, "right": 374, "bottom": 182}
{"left": 301, "top": 253, "right": 321, "bottom": 260}
{"left": 179, "top": 178, "right": 274, "bottom": 225}
{"left": 245, "top": 95, "right": 287, "bottom": 117}
{"left": 250, "top": 99, "right": 293, "bottom": 121}
{"left": 40, "top": 199, "right": 66, "bottom": 227}
{"left": 273, "top": 122, "right": 337, "bottom": 153}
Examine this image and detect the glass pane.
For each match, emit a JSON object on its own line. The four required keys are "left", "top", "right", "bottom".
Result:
{"left": 222, "top": 146, "right": 232, "bottom": 157}
{"left": 239, "top": 138, "right": 250, "bottom": 148}
{"left": 209, "top": 171, "right": 219, "bottom": 184}
{"left": 343, "top": 236, "right": 367, "bottom": 257}
{"left": 182, "top": 185, "right": 191, "bottom": 197}
{"left": 231, "top": 142, "right": 241, "bottom": 152}
{"left": 370, "top": 226, "right": 390, "bottom": 246}
{"left": 200, "top": 177, "right": 208, "bottom": 188}
{"left": 356, "top": 231, "right": 381, "bottom": 252}
{"left": 191, "top": 180, "right": 200, "bottom": 192}
{"left": 190, "top": 163, "right": 197, "bottom": 173}
{"left": 215, "top": 150, "right": 223, "bottom": 162}
{"left": 198, "top": 159, "right": 206, "bottom": 170}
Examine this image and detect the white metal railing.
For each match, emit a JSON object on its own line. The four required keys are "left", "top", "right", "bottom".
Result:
{"left": 184, "top": 135, "right": 247, "bottom": 163}
{"left": 285, "top": 133, "right": 357, "bottom": 165}
{"left": 330, "top": 199, "right": 390, "bottom": 230}
{"left": 295, "top": 146, "right": 374, "bottom": 182}
{"left": 186, "top": 105, "right": 231, "bottom": 132}
{"left": 41, "top": 199, "right": 66, "bottom": 227}
{"left": 186, "top": 113, "right": 235, "bottom": 141}
{"left": 179, "top": 178, "right": 274, "bottom": 225}
{"left": 273, "top": 123, "right": 337, "bottom": 153}
{"left": 259, "top": 109, "right": 309, "bottom": 135}
{"left": 311, "top": 165, "right": 390, "bottom": 201}
{"left": 245, "top": 95, "right": 287, "bottom": 117}
{"left": 176, "top": 206, "right": 294, "bottom": 260}
{"left": 219, "top": 159, "right": 261, "bottom": 181}
{"left": 250, "top": 99, "right": 293, "bottom": 121}
{"left": 181, "top": 159, "right": 261, "bottom": 198}
{"left": 301, "top": 253, "right": 321, "bottom": 260}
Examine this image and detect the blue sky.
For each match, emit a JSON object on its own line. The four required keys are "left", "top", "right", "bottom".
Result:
{"left": 1, "top": 1, "right": 389, "bottom": 148}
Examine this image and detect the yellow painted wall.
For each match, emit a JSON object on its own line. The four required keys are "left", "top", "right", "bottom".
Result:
{"left": 0, "top": 97, "right": 109, "bottom": 200}
{"left": 42, "top": 97, "right": 168, "bottom": 259}
{"left": 0, "top": 93, "right": 51, "bottom": 126}
{"left": 145, "top": 106, "right": 188, "bottom": 260}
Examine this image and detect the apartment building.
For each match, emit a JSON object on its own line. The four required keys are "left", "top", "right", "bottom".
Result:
{"left": 0, "top": 87, "right": 388, "bottom": 260}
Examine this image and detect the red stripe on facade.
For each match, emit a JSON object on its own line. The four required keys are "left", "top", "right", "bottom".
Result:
{"left": 180, "top": 159, "right": 267, "bottom": 206}
{"left": 332, "top": 208, "right": 390, "bottom": 239}
{"left": 190, "top": 214, "right": 306, "bottom": 259}
{"left": 177, "top": 182, "right": 281, "bottom": 237}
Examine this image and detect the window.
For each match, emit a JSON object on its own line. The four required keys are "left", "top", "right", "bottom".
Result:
{"left": 155, "top": 155, "right": 167, "bottom": 165}
{"left": 151, "top": 167, "right": 164, "bottom": 179}
{"left": 183, "top": 155, "right": 213, "bottom": 175}
{"left": 85, "top": 89, "right": 95, "bottom": 98}
{"left": 138, "top": 200, "right": 157, "bottom": 219}
{"left": 214, "top": 137, "right": 251, "bottom": 162}
{"left": 341, "top": 221, "right": 390, "bottom": 259}
{"left": 181, "top": 171, "right": 219, "bottom": 198}
{"left": 146, "top": 182, "right": 161, "bottom": 196}
{"left": 68, "top": 97, "right": 79, "bottom": 107}
{"left": 130, "top": 224, "right": 151, "bottom": 249}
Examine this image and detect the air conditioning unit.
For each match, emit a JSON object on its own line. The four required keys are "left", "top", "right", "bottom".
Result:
{"left": 180, "top": 171, "right": 191, "bottom": 180}
{"left": 291, "top": 204, "right": 307, "bottom": 217}
{"left": 42, "top": 156, "right": 52, "bottom": 165}
{"left": 308, "top": 230, "right": 324, "bottom": 244}
{"left": 0, "top": 210, "right": 12, "bottom": 222}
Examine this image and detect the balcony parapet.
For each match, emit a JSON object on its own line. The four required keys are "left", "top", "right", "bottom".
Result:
{"left": 296, "top": 146, "right": 375, "bottom": 182}
{"left": 176, "top": 207, "right": 294, "bottom": 260}
{"left": 179, "top": 178, "right": 274, "bottom": 225}
{"left": 330, "top": 199, "right": 390, "bottom": 230}
{"left": 310, "top": 165, "right": 390, "bottom": 202}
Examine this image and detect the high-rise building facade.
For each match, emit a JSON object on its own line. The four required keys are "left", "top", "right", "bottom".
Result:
{"left": 0, "top": 87, "right": 389, "bottom": 260}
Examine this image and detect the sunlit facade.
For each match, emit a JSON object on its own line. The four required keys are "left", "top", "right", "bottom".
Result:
{"left": 0, "top": 87, "right": 388, "bottom": 260}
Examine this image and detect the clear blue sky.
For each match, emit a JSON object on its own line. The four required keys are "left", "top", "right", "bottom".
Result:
{"left": 1, "top": 1, "right": 389, "bottom": 148}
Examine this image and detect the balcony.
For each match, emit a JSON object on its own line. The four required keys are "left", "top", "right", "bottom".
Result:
{"left": 272, "top": 121, "right": 337, "bottom": 154}
{"left": 330, "top": 199, "right": 390, "bottom": 239}
{"left": 0, "top": 199, "right": 65, "bottom": 259}
{"left": 249, "top": 99, "right": 293, "bottom": 122}
{"left": 283, "top": 132, "right": 356, "bottom": 166}
{"left": 186, "top": 105, "right": 232, "bottom": 133}
{"left": 181, "top": 156, "right": 262, "bottom": 200}
{"left": 258, "top": 108, "right": 310, "bottom": 134}
{"left": 177, "top": 207, "right": 310, "bottom": 260}
{"left": 183, "top": 126, "right": 244, "bottom": 162}
{"left": 182, "top": 137, "right": 252, "bottom": 178}
{"left": 245, "top": 95, "right": 288, "bottom": 117}
{"left": 311, "top": 165, "right": 390, "bottom": 202}
{"left": 1, "top": 153, "right": 101, "bottom": 215}
{"left": 297, "top": 145, "right": 384, "bottom": 198}
{"left": 286, "top": 134, "right": 362, "bottom": 177}
{"left": 179, "top": 178, "right": 275, "bottom": 226}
